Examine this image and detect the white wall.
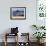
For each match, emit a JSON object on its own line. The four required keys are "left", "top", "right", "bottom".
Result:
{"left": 0, "top": 0, "right": 37, "bottom": 33}
{"left": 0, "top": 0, "right": 37, "bottom": 42}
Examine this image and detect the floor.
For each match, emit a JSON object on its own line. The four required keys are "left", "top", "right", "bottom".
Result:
{"left": 0, "top": 42, "right": 46, "bottom": 46}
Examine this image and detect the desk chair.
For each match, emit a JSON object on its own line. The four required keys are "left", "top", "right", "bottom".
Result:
{"left": 4, "top": 27, "right": 18, "bottom": 46}
{"left": 18, "top": 33, "right": 30, "bottom": 46}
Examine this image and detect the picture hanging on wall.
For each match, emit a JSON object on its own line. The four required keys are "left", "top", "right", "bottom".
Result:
{"left": 10, "top": 7, "right": 26, "bottom": 20}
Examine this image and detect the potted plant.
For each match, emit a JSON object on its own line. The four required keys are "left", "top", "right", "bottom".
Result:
{"left": 33, "top": 32, "right": 46, "bottom": 43}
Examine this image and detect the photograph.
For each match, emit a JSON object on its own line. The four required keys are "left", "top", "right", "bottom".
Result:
{"left": 10, "top": 7, "right": 26, "bottom": 20}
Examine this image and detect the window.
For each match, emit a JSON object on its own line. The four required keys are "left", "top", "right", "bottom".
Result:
{"left": 37, "top": 0, "right": 46, "bottom": 18}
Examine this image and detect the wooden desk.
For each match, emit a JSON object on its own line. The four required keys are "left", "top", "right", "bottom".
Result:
{"left": 4, "top": 33, "right": 30, "bottom": 46}
{"left": 4, "top": 33, "right": 18, "bottom": 46}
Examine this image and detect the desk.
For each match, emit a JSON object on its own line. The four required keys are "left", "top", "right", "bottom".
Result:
{"left": 4, "top": 33, "right": 18, "bottom": 46}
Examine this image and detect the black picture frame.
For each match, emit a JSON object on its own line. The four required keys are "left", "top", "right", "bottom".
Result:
{"left": 10, "top": 7, "right": 26, "bottom": 20}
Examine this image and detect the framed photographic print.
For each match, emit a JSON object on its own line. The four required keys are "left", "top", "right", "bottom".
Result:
{"left": 10, "top": 7, "right": 26, "bottom": 20}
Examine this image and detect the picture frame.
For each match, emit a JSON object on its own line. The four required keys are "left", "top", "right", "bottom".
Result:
{"left": 10, "top": 7, "right": 26, "bottom": 20}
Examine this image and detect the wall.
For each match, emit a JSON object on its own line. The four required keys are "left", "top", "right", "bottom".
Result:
{"left": 0, "top": 0, "right": 37, "bottom": 42}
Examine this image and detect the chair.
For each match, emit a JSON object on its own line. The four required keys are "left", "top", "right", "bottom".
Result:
{"left": 4, "top": 27, "right": 19, "bottom": 46}
{"left": 18, "top": 33, "right": 30, "bottom": 46}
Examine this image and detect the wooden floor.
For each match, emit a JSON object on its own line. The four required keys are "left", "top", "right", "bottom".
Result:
{"left": 0, "top": 42, "right": 46, "bottom": 46}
